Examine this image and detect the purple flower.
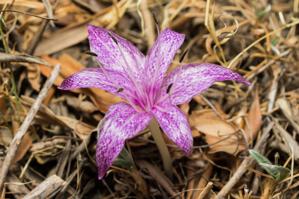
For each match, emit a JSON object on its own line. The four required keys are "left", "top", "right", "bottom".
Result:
{"left": 59, "top": 25, "right": 250, "bottom": 179}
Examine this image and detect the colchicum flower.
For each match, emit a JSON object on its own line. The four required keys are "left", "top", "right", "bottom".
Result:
{"left": 59, "top": 25, "right": 250, "bottom": 179}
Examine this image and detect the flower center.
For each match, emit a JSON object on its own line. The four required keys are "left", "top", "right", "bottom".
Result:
{"left": 127, "top": 83, "right": 163, "bottom": 113}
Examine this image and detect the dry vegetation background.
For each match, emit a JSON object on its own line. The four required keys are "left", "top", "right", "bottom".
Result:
{"left": 0, "top": 0, "right": 299, "bottom": 198}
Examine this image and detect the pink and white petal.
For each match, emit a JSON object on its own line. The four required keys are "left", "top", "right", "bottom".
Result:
{"left": 88, "top": 25, "right": 145, "bottom": 80}
{"left": 144, "top": 29, "right": 185, "bottom": 84}
{"left": 59, "top": 67, "right": 134, "bottom": 99}
{"left": 152, "top": 102, "right": 193, "bottom": 154}
{"left": 96, "top": 102, "right": 152, "bottom": 179}
{"left": 163, "top": 63, "right": 250, "bottom": 105}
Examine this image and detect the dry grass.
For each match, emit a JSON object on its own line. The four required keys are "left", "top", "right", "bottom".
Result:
{"left": 0, "top": 0, "right": 299, "bottom": 198}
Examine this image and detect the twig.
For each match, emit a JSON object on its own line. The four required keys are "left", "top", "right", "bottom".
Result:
{"left": 273, "top": 119, "right": 299, "bottom": 161}
{"left": 0, "top": 9, "right": 56, "bottom": 20}
{"left": 198, "top": 182, "right": 213, "bottom": 199}
{"left": 193, "top": 163, "right": 213, "bottom": 198}
{"left": 0, "top": 52, "right": 49, "bottom": 65}
{"left": 27, "top": 20, "right": 49, "bottom": 55}
{"left": 137, "top": 160, "right": 176, "bottom": 197}
{"left": 215, "top": 121, "right": 274, "bottom": 199}
{"left": 73, "top": 0, "right": 101, "bottom": 13}
{"left": 42, "top": 0, "right": 55, "bottom": 27}
{"left": 0, "top": 65, "right": 60, "bottom": 191}
{"left": 6, "top": 174, "right": 30, "bottom": 199}
{"left": 23, "top": 175, "right": 65, "bottom": 199}
{"left": 139, "top": 0, "right": 156, "bottom": 47}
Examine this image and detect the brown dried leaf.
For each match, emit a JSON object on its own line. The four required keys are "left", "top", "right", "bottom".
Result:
{"left": 14, "top": 133, "right": 32, "bottom": 163}
{"left": 245, "top": 92, "right": 262, "bottom": 143}
{"left": 65, "top": 96, "right": 98, "bottom": 113}
{"left": 11, "top": 120, "right": 32, "bottom": 163}
{"left": 56, "top": 116, "right": 94, "bottom": 140}
{"left": 190, "top": 109, "right": 246, "bottom": 154}
{"left": 21, "top": 96, "right": 94, "bottom": 140}
{"left": 0, "top": 126, "right": 12, "bottom": 146}
{"left": 27, "top": 64, "right": 41, "bottom": 91}
{"left": 35, "top": 0, "right": 131, "bottom": 55}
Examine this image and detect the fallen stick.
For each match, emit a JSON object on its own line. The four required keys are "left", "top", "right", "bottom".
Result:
{"left": 0, "top": 64, "right": 60, "bottom": 191}
{"left": 198, "top": 182, "right": 213, "bottom": 199}
{"left": 23, "top": 175, "right": 65, "bottom": 199}
{"left": 215, "top": 121, "right": 273, "bottom": 199}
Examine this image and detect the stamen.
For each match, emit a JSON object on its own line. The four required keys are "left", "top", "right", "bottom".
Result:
{"left": 152, "top": 12, "right": 160, "bottom": 35}
{"left": 108, "top": 32, "right": 146, "bottom": 106}
{"left": 166, "top": 83, "right": 173, "bottom": 93}
{"left": 179, "top": 47, "right": 190, "bottom": 63}
{"left": 117, "top": 88, "right": 124, "bottom": 93}
{"left": 84, "top": 51, "right": 97, "bottom": 57}
{"left": 108, "top": 32, "right": 119, "bottom": 44}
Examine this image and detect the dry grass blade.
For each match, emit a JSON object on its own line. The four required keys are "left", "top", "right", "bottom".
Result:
{"left": 273, "top": 120, "right": 299, "bottom": 161}
{"left": 0, "top": 52, "right": 49, "bottom": 65}
{"left": 137, "top": 160, "right": 176, "bottom": 197}
{"left": 276, "top": 98, "right": 299, "bottom": 135}
{"left": 216, "top": 122, "right": 274, "bottom": 198}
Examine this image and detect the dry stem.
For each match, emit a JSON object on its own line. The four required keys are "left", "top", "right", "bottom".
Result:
{"left": 0, "top": 64, "right": 60, "bottom": 191}
{"left": 148, "top": 119, "right": 173, "bottom": 177}
{"left": 216, "top": 121, "right": 274, "bottom": 198}
{"left": 23, "top": 175, "right": 65, "bottom": 199}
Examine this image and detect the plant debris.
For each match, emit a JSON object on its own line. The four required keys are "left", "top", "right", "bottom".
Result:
{"left": 0, "top": 0, "right": 299, "bottom": 198}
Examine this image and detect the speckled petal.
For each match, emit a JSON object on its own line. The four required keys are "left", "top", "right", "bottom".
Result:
{"left": 163, "top": 63, "right": 250, "bottom": 105}
{"left": 88, "top": 25, "right": 145, "bottom": 80}
{"left": 152, "top": 102, "right": 193, "bottom": 154}
{"left": 144, "top": 29, "right": 185, "bottom": 84}
{"left": 59, "top": 67, "right": 134, "bottom": 99}
{"left": 96, "top": 102, "right": 152, "bottom": 179}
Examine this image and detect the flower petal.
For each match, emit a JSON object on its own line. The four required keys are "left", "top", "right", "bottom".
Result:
{"left": 59, "top": 67, "right": 134, "bottom": 99}
{"left": 96, "top": 102, "right": 152, "bottom": 179}
{"left": 163, "top": 63, "right": 250, "bottom": 105}
{"left": 152, "top": 102, "right": 193, "bottom": 154}
{"left": 88, "top": 25, "right": 145, "bottom": 80}
{"left": 144, "top": 29, "right": 185, "bottom": 84}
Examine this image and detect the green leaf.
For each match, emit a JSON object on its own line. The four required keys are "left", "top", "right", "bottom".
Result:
{"left": 259, "top": 163, "right": 290, "bottom": 181}
{"left": 249, "top": 150, "right": 290, "bottom": 181}
{"left": 249, "top": 149, "right": 272, "bottom": 164}
{"left": 113, "top": 148, "right": 134, "bottom": 170}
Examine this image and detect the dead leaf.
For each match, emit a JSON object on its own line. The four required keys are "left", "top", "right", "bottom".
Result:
{"left": 190, "top": 109, "right": 246, "bottom": 155}
{"left": 56, "top": 116, "right": 94, "bottom": 140}
{"left": 245, "top": 92, "right": 262, "bottom": 143}
{"left": 180, "top": 103, "right": 190, "bottom": 115}
{"left": 39, "top": 63, "right": 64, "bottom": 86}
{"left": 30, "top": 137, "right": 68, "bottom": 164}
{"left": 21, "top": 96, "right": 94, "bottom": 140}
{"left": 0, "top": 126, "right": 12, "bottom": 146}
{"left": 11, "top": 120, "right": 32, "bottom": 163}
{"left": 65, "top": 96, "right": 98, "bottom": 113}
{"left": 27, "top": 64, "right": 41, "bottom": 91}
{"left": 35, "top": 0, "right": 131, "bottom": 55}
{"left": 0, "top": 95, "right": 7, "bottom": 115}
